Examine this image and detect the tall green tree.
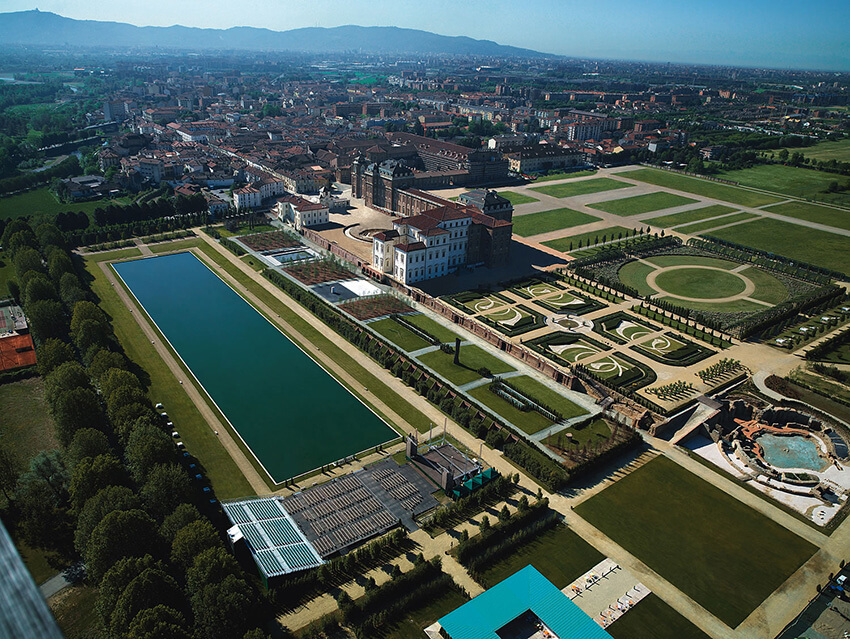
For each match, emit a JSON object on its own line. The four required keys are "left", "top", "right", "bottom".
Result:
{"left": 36, "top": 338, "right": 75, "bottom": 377}
{"left": 69, "top": 454, "right": 130, "bottom": 512}
{"left": 85, "top": 509, "right": 160, "bottom": 583}
{"left": 74, "top": 485, "right": 139, "bottom": 554}
{"left": 140, "top": 464, "right": 192, "bottom": 521}
{"left": 170, "top": 520, "right": 222, "bottom": 571}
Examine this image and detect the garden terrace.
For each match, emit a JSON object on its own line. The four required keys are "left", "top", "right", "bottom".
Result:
{"left": 445, "top": 290, "right": 513, "bottom": 315}
{"left": 535, "top": 289, "right": 605, "bottom": 316}
{"left": 340, "top": 295, "right": 412, "bottom": 321}
{"left": 525, "top": 332, "right": 610, "bottom": 367}
{"left": 480, "top": 304, "right": 547, "bottom": 337}
{"left": 506, "top": 277, "right": 564, "bottom": 299}
{"left": 630, "top": 332, "right": 715, "bottom": 367}
{"left": 239, "top": 230, "right": 301, "bottom": 251}
{"left": 284, "top": 259, "right": 355, "bottom": 285}
{"left": 574, "top": 353, "right": 657, "bottom": 393}
{"left": 593, "top": 311, "right": 660, "bottom": 345}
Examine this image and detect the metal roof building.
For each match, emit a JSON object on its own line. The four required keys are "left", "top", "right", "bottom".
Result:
{"left": 436, "top": 565, "right": 613, "bottom": 639}
{"left": 223, "top": 497, "right": 324, "bottom": 585}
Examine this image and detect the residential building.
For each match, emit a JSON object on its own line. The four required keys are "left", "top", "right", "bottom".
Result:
{"left": 276, "top": 194, "right": 329, "bottom": 230}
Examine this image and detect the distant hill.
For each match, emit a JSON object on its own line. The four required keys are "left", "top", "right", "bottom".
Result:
{"left": 0, "top": 10, "right": 552, "bottom": 58}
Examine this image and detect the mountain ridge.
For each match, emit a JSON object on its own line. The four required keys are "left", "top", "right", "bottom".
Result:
{"left": 0, "top": 10, "right": 553, "bottom": 58}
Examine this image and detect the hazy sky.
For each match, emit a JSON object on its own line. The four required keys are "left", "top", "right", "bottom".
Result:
{"left": 5, "top": 0, "right": 849, "bottom": 71}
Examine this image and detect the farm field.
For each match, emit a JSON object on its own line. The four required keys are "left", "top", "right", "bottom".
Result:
{"left": 676, "top": 212, "right": 759, "bottom": 234}
{"left": 367, "top": 317, "right": 431, "bottom": 352}
{"left": 716, "top": 164, "right": 850, "bottom": 207}
{"left": 587, "top": 192, "right": 698, "bottom": 216}
{"left": 541, "top": 225, "right": 634, "bottom": 253}
{"left": 511, "top": 207, "right": 600, "bottom": 237}
{"left": 497, "top": 191, "right": 539, "bottom": 205}
{"left": 706, "top": 218, "right": 849, "bottom": 276}
{"left": 530, "top": 177, "right": 631, "bottom": 199}
{"left": 644, "top": 204, "right": 738, "bottom": 228}
{"left": 575, "top": 455, "right": 817, "bottom": 627}
{"left": 762, "top": 201, "right": 850, "bottom": 231}
{"left": 417, "top": 345, "right": 515, "bottom": 386}
{"left": 620, "top": 168, "right": 783, "bottom": 207}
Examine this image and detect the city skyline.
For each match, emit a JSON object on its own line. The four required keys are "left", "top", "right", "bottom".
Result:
{"left": 2, "top": 0, "right": 849, "bottom": 71}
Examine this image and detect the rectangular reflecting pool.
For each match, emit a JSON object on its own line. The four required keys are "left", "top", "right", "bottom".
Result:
{"left": 114, "top": 252, "right": 398, "bottom": 482}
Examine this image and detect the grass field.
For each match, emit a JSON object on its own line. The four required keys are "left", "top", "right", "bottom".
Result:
{"left": 0, "top": 379, "right": 60, "bottom": 468}
{"left": 49, "top": 584, "right": 99, "bottom": 639}
{"left": 240, "top": 254, "right": 265, "bottom": 271}
{"left": 149, "top": 239, "right": 203, "bottom": 254}
{"left": 0, "top": 248, "right": 13, "bottom": 297}
{"left": 82, "top": 247, "right": 141, "bottom": 262}
{"left": 541, "top": 225, "right": 634, "bottom": 253}
{"left": 385, "top": 588, "right": 469, "bottom": 639}
{"left": 644, "top": 204, "right": 738, "bottom": 228}
{"left": 497, "top": 191, "right": 539, "bottom": 205}
{"left": 773, "top": 139, "right": 850, "bottom": 163}
{"left": 587, "top": 192, "right": 698, "bottom": 216}
{"left": 618, "top": 261, "right": 658, "bottom": 296}
{"left": 621, "top": 168, "right": 783, "bottom": 207}
{"left": 740, "top": 266, "right": 789, "bottom": 304}
{"left": 547, "top": 417, "right": 612, "bottom": 450}
{"left": 705, "top": 217, "right": 850, "bottom": 275}
{"left": 645, "top": 255, "right": 737, "bottom": 269}
{"left": 417, "top": 345, "right": 515, "bottom": 385}
{"left": 0, "top": 186, "right": 129, "bottom": 221}
{"left": 403, "top": 313, "right": 460, "bottom": 343}
{"left": 717, "top": 164, "right": 850, "bottom": 207}
{"left": 477, "top": 523, "right": 604, "bottom": 589}
{"left": 530, "top": 177, "right": 631, "bottom": 199}
{"left": 211, "top": 223, "right": 277, "bottom": 238}
{"left": 676, "top": 212, "right": 759, "bottom": 235}
{"left": 467, "top": 385, "right": 553, "bottom": 435}
{"left": 511, "top": 208, "right": 600, "bottom": 237}
{"left": 507, "top": 375, "right": 588, "bottom": 420}
{"left": 763, "top": 201, "right": 850, "bottom": 231}
{"left": 607, "top": 594, "right": 711, "bottom": 639}
{"left": 368, "top": 317, "right": 431, "bottom": 352}
{"left": 575, "top": 455, "right": 817, "bottom": 627}
{"left": 532, "top": 169, "right": 598, "bottom": 182}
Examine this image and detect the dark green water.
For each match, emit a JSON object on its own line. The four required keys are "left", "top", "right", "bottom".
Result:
{"left": 114, "top": 252, "right": 397, "bottom": 482}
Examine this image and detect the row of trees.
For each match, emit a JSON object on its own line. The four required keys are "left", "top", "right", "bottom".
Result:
{"left": 0, "top": 155, "right": 81, "bottom": 196}
{"left": 0, "top": 218, "right": 267, "bottom": 639}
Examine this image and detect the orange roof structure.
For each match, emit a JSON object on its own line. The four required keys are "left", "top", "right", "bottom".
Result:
{"left": 0, "top": 333, "right": 37, "bottom": 372}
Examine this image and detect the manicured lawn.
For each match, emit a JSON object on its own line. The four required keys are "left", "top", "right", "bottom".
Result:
{"left": 622, "top": 169, "right": 783, "bottom": 207}
{"left": 706, "top": 218, "right": 850, "bottom": 275}
{"left": 507, "top": 375, "right": 588, "bottom": 419}
{"left": 82, "top": 247, "right": 142, "bottom": 262}
{"left": 150, "top": 239, "right": 204, "bottom": 254}
{"left": 644, "top": 204, "right": 738, "bottom": 228}
{"left": 417, "top": 345, "right": 515, "bottom": 386}
{"left": 385, "top": 588, "right": 469, "bottom": 639}
{"left": 542, "top": 226, "right": 635, "bottom": 253}
{"left": 530, "top": 178, "right": 631, "bottom": 199}
{"left": 717, "top": 164, "right": 850, "bottom": 206}
{"left": 512, "top": 208, "right": 600, "bottom": 237}
{"left": 665, "top": 297, "right": 771, "bottom": 314}
{"left": 532, "top": 169, "right": 598, "bottom": 182}
{"left": 403, "top": 313, "right": 460, "bottom": 343}
{"left": 368, "top": 317, "right": 431, "bottom": 352}
{"left": 0, "top": 186, "right": 128, "bottom": 221}
{"left": 607, "top": 594, "right": 711, "bottom": 639}
{"left": 240, "top": 254, "right": 266, "bottom": 271}
{"left": 547, "top": 418, "right": 613, "bottom": 450}
{"left": 0, "top": 248, "right": 13, "bottom": 297}
{"left": 645, "top": 255, "right": 738, "bottom": 269}
{"left": 677, "top": 213, "right": 759, "bottom": 235}
{"left": 468, "top": 385, "right": 552, "bottom": 435}
{"left": 739, "top": 266, "right": 788, "bottom": 305}
{"left": 763, "top": 201, "right": 850, "bottom": 231}
{"left": 575, "top": 455, "right": 817, "bottom": 627}
{"left": 211, "top": 223, "right": 277, "bottom": 238}
{"left": 618, "top": 260, "right": 660, "bottom": 296}
{"left": 478, "top": 523, "right": 604, "bottom": 589}
{"left": 498, "top": 190, "right": 539, "bottom": 205}
{"left": 587, "top": 192, "right": 698, "bottom": 216}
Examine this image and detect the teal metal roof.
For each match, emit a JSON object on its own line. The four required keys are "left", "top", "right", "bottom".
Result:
{"left": 439, "top": 565, "right": 612, "bottom": 639}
